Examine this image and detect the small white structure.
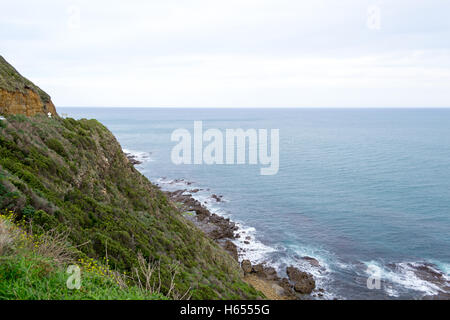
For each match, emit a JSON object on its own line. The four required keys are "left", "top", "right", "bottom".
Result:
{"left": 0, "top": 116, "right": 6, "bottom": 121}
{"left": 47, "top": 112, "right": 52, "bottom": 118}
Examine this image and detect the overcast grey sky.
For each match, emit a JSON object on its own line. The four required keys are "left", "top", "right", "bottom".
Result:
{"left": 1, "top": 0, "right": 450, "bottom": 108}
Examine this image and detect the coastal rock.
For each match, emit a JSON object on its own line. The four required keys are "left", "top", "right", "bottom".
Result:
{"left": 251, "top": 264, "right": 279, "bottom": 281}
{"left": 223, "top": 240, "right": 238, "bottom": 261}
{"left": 280, "top": 278, "right": 295, "bottom": 295}
{"left": 423, "top": 292, "right": 450, "bottom": 300}
{"left": 252, "top": 263, "right": 264, "bottom": 275}
{"left": 411, "top": 263, "right": 445, "bottom": 281}
{"left": 209, "top": 227, "right": 234, "bottom": 240}
{"left": 224, "top": 240, "right": 239, "bottom": 261}
{"left": 271, "top": 283, "right": 285, "bottom": 296}
{"left": 165, "top": 189, "right": 239, "bottom": 241}
{"left": 241, "top": 260, "right": 253, "bottom": 274}
{"left": 125, "top": 153, "right": 142, "bottom": 165}
{"left": 286, "top": 266, "right": 316, "bottom": 294}
{"left": 263, "top": 267, "right": 279, "bottom": 281}
{"left": 301, "top": 256, "right": 321, "bottom": 268}
{"left": 207, "top": 214, "right": 236, "bottom": 240}
{"left": 211, "top": 194, "right": 223, "bottom": 202}
{"left": 405, "top": 262, "right": 450, "bottom": 296}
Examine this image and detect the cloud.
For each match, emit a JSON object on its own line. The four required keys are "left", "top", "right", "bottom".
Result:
{"left": 1, "top": 0, "right": 450, "bottom": 107}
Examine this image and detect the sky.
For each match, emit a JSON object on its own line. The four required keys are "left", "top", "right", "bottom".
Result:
{"left": 1, "top": 0, "right": 450, "bottom": 108}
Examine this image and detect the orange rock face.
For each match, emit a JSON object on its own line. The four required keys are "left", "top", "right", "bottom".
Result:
{"left": 0, "top": 88, "right": 57, "bottom": 116}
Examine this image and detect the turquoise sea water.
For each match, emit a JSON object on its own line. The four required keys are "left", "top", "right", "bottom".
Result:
{"left": 62, "top": 107, "right": 450, "bottom": 299}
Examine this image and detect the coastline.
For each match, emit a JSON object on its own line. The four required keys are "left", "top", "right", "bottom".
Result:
{"left": 159, "top": 181, "right": 323, "bottom": 300}
{"left": 124, "top": 151, "right": 450, "bottom": 300}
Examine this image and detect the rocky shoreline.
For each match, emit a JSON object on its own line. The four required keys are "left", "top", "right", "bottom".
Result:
{"left": 163, "top": 186, "right": 323, "bottom": 300}
{"left": 125, "top": 152, "right": 143, "bottom": 165}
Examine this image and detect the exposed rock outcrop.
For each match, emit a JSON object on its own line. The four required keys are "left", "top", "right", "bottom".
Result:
{"left": 302, "top": 256, "right": 321, "bottom": 268}
{"left": 286, "top": 266, "right": 316, "bottom": 294}
{"left": 0, "top": 56, "right": 57, "bottom": 116}
{"left": 223, "top": 240, "right": 239, "bottom": 261}
{"left": 241, "top": 260, "right": 253, "bottom": 274}
{"left": 164, "top": 189, "right": 238, "bottom": 240}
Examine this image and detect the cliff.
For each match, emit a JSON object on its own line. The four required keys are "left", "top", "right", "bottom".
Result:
{"left": 0, "top": 57, "right": 260, "bottom": 300}
{"left": 0, "top": 115, "right": 260, "bottom": 299}
{"left": 0, "top": 56, "right": 57, "bottom": 116}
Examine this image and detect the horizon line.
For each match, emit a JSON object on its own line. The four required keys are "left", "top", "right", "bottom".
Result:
{"left": 57, "top": 106, "right": 450, "bottom": 109}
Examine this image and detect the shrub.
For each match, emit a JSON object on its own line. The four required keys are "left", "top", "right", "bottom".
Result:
{"left": 45, "top": 138, "right": 67, "bottom": 158}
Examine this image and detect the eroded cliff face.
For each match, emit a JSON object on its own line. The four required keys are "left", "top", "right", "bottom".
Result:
{"left": 0, "top": 55, "right": 57, "bottom": 116}
{"left": 0, "top": 88, "right": 57, "bottom": 116}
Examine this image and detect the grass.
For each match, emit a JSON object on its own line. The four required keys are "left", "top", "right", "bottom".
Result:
{"left": 0, "top": 212, "right": 165, "bottom": 300}
{"left": 0, "top": 254, "right": 166, "bottom": 300}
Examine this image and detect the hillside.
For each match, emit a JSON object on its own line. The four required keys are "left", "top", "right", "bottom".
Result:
{"left": 0, "top": 56, "right": 57, "bottom": 116}
{"left": 0, "top": 114, "right": 260, "bottom": 299}
{"left": 0, "top": 211, "right": 167, "bottom": 300}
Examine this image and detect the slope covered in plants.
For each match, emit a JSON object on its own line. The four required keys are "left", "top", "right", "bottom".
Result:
{"left": 0, "top": 211, "right": 166, "bottom": 300}
{"left": 0, "top": 114, "right": 259, "bottom": 299}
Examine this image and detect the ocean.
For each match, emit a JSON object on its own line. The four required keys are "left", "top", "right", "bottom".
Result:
{"left": 61, "top": 107, "right": 450, "bottom": 299}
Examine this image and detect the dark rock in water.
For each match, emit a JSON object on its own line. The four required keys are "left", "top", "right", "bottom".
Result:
{"left": 125, "top": 153, "right": 142, "bottom": 165}
{"left": 302, "top": 256, "right": 321, "bottom": 268}
{"left": 212, "top": 194, "right": 223, "bottom": 202}
{"left": 405, "top": 262, "right": 450, "bottom": 297}
{"left": 190, "top": 189, "right": 201, "bottom": 193}
{"left": 411, "top": 263, "right": 444, "bottom": 281}
{"left": 423, "top": 292, "right": 450, "bottom": 300}
{"left": 223, "top": 240, "right": 238, "bottom": 261}
{"left": 241, "top": 260, "right": 252, "bottom": 274}
{"left": 286, "top": 266, "right": 316, "bottom": 294}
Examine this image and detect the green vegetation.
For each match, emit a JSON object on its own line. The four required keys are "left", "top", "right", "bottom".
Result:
{"left": 0, "top": 211, "right": 165, "bottom": 300}
{"left": 0, "top": 55, "right": 50, "bottom": 103}
{"left": 0, "top": 115, "right": 260, "bottom": 300}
